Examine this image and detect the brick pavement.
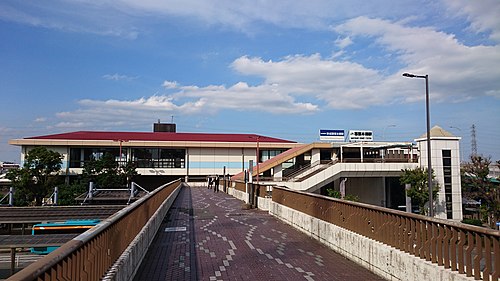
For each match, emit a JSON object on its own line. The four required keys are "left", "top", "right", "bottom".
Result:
{"left": 134, "top": 185, "right": 385, "bottom": 281}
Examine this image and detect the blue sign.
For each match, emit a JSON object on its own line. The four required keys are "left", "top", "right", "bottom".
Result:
{"left": 320, "top": 129, "right": 345, "bottom": 141}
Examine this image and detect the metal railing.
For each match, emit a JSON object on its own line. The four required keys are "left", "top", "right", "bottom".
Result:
{"left": 271, "top": 186, "right": 500, "bottom": 281}
{"left": 341, "top": 157, "right": 418, "bottom": 163}
{"left": 8, "top": 179, "right": 182, "bottom": 281}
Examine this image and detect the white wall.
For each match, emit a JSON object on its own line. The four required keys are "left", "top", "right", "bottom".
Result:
{"left": 416, "top": 137, "right": 463, "bottom": 220}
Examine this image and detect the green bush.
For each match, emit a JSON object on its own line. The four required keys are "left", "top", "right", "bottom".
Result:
{"left": 461, "top": 218, "right": 483, "bottom": 227}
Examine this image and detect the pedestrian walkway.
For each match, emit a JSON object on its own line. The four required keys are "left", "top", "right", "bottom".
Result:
{"left": 134, "top": 185, "right": 385, "bottom": 281}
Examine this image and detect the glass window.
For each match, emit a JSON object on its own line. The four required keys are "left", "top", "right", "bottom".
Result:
{"left": 132, "top": 148, "right": 185, "bottom": 168}
{"left": 442, "top": 149, "right": 453, "bottom": 219}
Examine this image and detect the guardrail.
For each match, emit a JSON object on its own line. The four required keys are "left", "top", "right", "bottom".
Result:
{"left": 8, "top": 179, "right": 182, "bottom": 281}
{"left": 271, "top": 186, "right": 500, "bottom": 281}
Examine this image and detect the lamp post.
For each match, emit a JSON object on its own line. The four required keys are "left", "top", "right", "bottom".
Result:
{"left": 257, "top": 137, "right": 260, "bottom": 183}
{"left": 402, "top": 72, "right": 434, "bottom": 217}
{"left": 248, "top": 135, "right": 260, "bottom": 183}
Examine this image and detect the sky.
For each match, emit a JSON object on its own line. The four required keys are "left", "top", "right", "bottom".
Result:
{"left": 1, "top": 0, "right": 499, "bottom": 163}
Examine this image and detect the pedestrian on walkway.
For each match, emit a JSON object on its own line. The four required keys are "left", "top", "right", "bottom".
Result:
{"left": 214, "top": 175, "right": 220, "bottom": 193}
{"left": 207, "top": 176, "right": 213, "bottom": 189}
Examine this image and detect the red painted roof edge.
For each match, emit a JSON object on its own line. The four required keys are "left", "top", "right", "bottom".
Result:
{"left": 24, "top": 131, "right": 296, "bottom": 143}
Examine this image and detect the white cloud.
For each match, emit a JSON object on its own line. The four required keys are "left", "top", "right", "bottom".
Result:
{"left": 335, "top": 16, "right": 500, "bottom": 102}
{"left": 0, "top": 1, "right": 139, "bottom": 39}
{"left": 0, "top": 1, "right": 446, "bottom": 37}
{"left": 231, "top": 54, "right": 391, "bottom": 109}
{"left": 102, "top": 73, "right": 137, "bottom": 81}
{"left": 444, "top": 0, "right": 500, "bottom": 42}
{"left": 54, "top": 14, "right": 500, "bottom": 128}
{"left": 335, "top": 36, "right": 353, "bottom": 49}
{"left": 162, "top": 81, "right": 179, "bottom": 89}
{"left": 53, "top": 80, "right": 319, "bottom": 128}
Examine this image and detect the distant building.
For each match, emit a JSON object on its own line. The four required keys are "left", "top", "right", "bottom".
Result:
{"left": 0, "top": 161, "right": 19, "bottom": 187}
{"left": 8, "top": 123, "right": 299, "bottom": 188}
{"left": 9, "top": 124, "right": 463, "bottom": 220}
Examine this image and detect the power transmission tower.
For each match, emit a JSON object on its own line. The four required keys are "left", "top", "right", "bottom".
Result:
{"left": 470, "top": 124, "right": 477, "bottom": 156}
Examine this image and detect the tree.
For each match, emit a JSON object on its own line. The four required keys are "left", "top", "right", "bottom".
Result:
{"left": 325, "top": 187, "right": 360, "bottom": 202}
{"left": 57, "top": 181, "right": 87, "bottom": 206}
{"left": 82, "top": 152, "right": 137, "bottom": 188}
{"left": 6, "top": 147, "right": 63, "bottom": 206}
{"left": 461, "top": 154, "right": 499, "bottom": 227}
{"left": 400, "top": 167, "right": 439, "bottom": 215}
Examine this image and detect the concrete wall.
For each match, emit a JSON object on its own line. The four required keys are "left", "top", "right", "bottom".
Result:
{"left": 227, "top": 186, "right": 271, "bottom": 211}
{"left": 269, "top": 201, "right": 474, "bottom": 281}
{"left": 102, "top": 183, "right": 183, "bottom": 281}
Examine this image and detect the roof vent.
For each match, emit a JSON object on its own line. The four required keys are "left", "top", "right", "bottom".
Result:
{"left": 153, "top": 121, "right": 176, "bottom": 133}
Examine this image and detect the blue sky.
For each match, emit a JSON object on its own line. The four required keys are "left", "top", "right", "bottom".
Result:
{"left": 1, "top": 0, "right": 499, "bottom": 162}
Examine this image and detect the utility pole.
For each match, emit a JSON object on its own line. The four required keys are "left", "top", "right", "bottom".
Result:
{"left": 471, "top": 124, "right": 477, "bottom": 156}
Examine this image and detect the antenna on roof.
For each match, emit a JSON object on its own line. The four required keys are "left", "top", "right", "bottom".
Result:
{"left": 171, "top": 115, "right": 174, "bottom": 123}
{"left": 157, "top": 119, "right": 161, "bottom": 124}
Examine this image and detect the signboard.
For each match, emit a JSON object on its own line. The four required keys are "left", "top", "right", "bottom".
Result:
{"left": 348, "top": 130, "right": 373, "bottom": 142}
{"left": 320, "top": 129, "right": 345, "bottom": 142}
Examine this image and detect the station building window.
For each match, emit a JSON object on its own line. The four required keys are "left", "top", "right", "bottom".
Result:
{"left": 132, "top": 148, "right": 185, "bottom": 168}
{"left": 69, "top": 147, "right": 185, "bottom": 169}
{"left": 69, "top": 147, "right": 120, "bottom": 168}
{"left": 259, "top": 149, "right": 285, "bottom": 163}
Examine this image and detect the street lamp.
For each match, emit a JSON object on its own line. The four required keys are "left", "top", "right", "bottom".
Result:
{"left": 402, "top": 72, "right": 434, "bottom": 217}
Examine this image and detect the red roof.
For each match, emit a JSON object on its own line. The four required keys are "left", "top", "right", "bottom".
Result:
{"left": 25, "top": 131, "right": 296, "bottom": 143}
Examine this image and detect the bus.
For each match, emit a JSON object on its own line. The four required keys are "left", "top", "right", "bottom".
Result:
{"left": 31, "top": 219, "right": 100, "bottom": 254}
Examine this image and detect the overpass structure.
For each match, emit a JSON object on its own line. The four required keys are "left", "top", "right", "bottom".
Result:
{"left": 6, "top": 179, "right": 498, "bottom": 281}
{"left": 233, "top": 127, "right": 463, "bottom": 221}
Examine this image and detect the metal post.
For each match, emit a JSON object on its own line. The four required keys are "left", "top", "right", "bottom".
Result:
{"left": 424, "top": 75, "right": 433, "bottom": 217}
{"left": 248, "top": 160, "right": 253, "bottom": 205}
{"left": 10, "top": 248, "right": 15, "bottom": 276}
{"left": 405, "top": 184, "right": 412, "bottom": 213}
{"left": 130, "top": 182, "right": 135, "bottom": 198}
{"left": 256, "top": 136, "right": 260, "bottom": 183}
{"left": 403, "top": 72, "right": 433, "bottom": 217}
{"left": 9, "top": 187, "right": 14, "bottom": 206}
{"left": 89, "top": 182, "right": 94, "bottom": 200}
{"left": 54, "top": 187, "right": 58, "bottom": 205}
{"left": 223, "top": 166, "right": 226, "bottom": 193}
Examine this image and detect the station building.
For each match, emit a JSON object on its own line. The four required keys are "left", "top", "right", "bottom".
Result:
{"left": 8, "top": 124, "right": 463, "bottom": 220}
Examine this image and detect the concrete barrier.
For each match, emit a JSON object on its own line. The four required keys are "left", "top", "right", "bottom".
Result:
{"left": 269, "top": 202, "right": 474, "bottom": 281}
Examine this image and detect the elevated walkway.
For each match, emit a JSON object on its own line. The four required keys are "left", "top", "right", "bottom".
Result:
{"left": 133, "top": 185, "right": 384, "bottom": 280}
{"left": 281, "top": 161, "right": 419, "bottom": 192}
{"left": 232, "top": 143, "right": 331, "bottom": 180}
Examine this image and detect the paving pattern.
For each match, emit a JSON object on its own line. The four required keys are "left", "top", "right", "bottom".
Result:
{"left": 134, "top": 186, "right": 385, "bottom": 281}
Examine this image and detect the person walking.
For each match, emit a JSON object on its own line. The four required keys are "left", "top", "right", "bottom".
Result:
{"left": 208, "top": 176, "right": 213, "bottom": 189}
{"left": 214, "top": 175, "right": 220, "bottom": 193}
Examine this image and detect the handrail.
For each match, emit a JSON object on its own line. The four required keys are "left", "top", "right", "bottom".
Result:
{"left": 8, "top": 179, "right": 182, "bottom": 281}
{"left": 271, "top": 186, "right": 500, "bottom": 281}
